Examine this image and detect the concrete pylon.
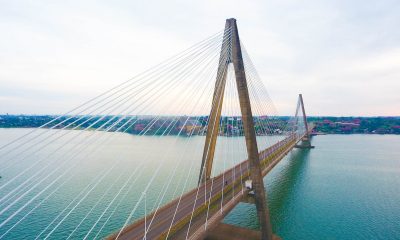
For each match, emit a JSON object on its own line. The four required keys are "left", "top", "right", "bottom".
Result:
{"left": 198, "top": 18, "right": 274, "bottom": 240}
{"left": 198, "top": 20, "right": 231, "bottom": 184}
{"left": 299, "top": 94, "right": 310, "bottom": 139}
{"left": 295, "top": 94, "right": 314, "bottom": 148}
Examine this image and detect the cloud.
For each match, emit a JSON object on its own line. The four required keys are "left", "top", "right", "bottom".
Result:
{"left": 0, "top": 0, "right": 399, "bottom": 116}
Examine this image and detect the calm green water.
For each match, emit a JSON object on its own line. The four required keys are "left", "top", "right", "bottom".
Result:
{"left": 0, "top": 129, "right": 399, "bottom": 239}
{"left": 226, "top": 134, "right": 400, "bottom": 240}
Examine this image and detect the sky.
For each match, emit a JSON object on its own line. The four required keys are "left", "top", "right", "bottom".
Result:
{"left": 0, "top": 0, "right": 399, "bottom": 116}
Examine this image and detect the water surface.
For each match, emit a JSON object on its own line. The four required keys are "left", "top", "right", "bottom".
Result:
{"left": 0, "top": 129, "right": 399, "bottom": 239}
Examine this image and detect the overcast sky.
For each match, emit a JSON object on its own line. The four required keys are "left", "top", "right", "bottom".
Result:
{"left": 0, "top": 0, "right": 399, "bottom": 116}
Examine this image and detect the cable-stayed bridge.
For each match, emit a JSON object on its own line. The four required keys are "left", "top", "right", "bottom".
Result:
{"left": 0, "top": 18, "right": 314, "bottom": 240}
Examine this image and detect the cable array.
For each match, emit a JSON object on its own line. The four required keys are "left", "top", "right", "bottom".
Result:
{"left": 0, "top": 25, "right": 308, "bottom": 240}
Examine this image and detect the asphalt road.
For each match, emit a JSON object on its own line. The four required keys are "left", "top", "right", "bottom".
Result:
{"left": 109, "top": 135, "right": 297, "bottom": 240}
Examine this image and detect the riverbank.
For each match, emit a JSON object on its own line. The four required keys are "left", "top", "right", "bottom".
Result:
{"left": 1, "top": 115, "right": 399, "bottom": 135}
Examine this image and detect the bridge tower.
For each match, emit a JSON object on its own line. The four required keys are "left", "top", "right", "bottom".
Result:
{"left": 294, "top": 94, "right": 314, "bottom": 149}
{"left": 199, "top": 18, "right": 274, "bottom": 240}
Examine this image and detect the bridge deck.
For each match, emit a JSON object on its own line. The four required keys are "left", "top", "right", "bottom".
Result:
{"left": 108, "top": 131, "right": 310, "bottom": 240}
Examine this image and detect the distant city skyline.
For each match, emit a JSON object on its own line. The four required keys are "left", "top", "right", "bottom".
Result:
{"left": 0, "top": 0, "right": 399, "bottom": 116}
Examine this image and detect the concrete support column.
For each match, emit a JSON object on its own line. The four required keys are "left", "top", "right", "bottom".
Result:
{"left": 198, "top": 20, "right": 232, "bottom": 184}
{"left": 199, "top": 18, "right": 274, "bottom": 240}
{"left": 229, "top": 18, "right": 273, "bottom": 240}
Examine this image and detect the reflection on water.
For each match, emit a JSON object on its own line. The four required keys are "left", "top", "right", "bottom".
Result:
{"left": 226, "top": 135, "right": 400, "bottom": 240}
{"left": 0, "top": 129, "right": 399, "bottom": 240}
{"left": 0, "top": 128, "right": 282, "bottom": 239}
{"left": 223, "top": 148, "right": 311, "bottom": 230}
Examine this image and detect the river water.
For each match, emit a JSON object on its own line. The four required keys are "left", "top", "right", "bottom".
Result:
{"left": 0, "top": 129, "right": 399, "bottom": 239}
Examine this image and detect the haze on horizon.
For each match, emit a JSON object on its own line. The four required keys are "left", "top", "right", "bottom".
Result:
{"left": 0, "top": 0, "right": 399, "bottom": 117}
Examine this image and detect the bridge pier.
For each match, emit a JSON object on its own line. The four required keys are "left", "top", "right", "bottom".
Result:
{"left": 107, "top": 18, "right": 315, "bottom": 240}
{"left": 197, "top": 18, "right": 274, "bottom": 240}
{"left": 294, "top": 137, "right": 314, "bottom": 149}
{"left": 205, "top": 223, "right": 281, "bottom": 240}
{"left": 294, "top": 94, "right": 314, "bottom": 149}
{"left": 240, "top": 194, "right": 256, "bottom": 204}
{"left": 229, "top": 18, "right": 274, "bottom": 240}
